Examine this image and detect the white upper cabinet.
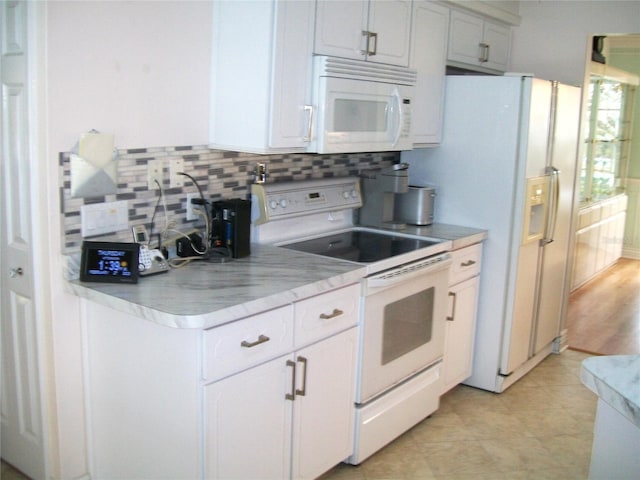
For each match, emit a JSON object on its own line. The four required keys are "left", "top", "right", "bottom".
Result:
{"left": 210, "top": 0, "right": 315, "bottom": 153}
{"left": 409, "top": 1, "right": 449, "bottom": 146}
{"left": 314, "top": 0, "right": 412, "bottom": 67}
{"left": 447, "top": 9, "right": 511, "bottom": 72}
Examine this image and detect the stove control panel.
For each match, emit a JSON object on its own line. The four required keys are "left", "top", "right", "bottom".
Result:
{"left": 251, "top": 177, "right": 362, "bottom": 225}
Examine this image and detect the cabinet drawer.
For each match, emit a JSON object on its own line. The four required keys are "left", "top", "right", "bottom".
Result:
{"left": 449, "top": 243, "right": 482, "bottom": 285}
{"left": 202, "top": 305, "right": 294, "bottom": 382}
{"left": 294, "top": 284, "right": 360, "bottom": 346}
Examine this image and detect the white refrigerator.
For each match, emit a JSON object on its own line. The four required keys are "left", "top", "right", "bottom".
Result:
{"left": 402, "top": 75, "right": 581, "bottom": 392}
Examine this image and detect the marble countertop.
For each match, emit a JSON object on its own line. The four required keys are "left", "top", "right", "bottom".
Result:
{"left": 66, "top": 223, "right": 487, "bottom": 331}
{"left": 581, "top": 355, "right": 640, "bottom": 429}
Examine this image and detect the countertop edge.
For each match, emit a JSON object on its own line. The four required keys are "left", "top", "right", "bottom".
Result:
{"left": 581, "top": 355, "right": 640, "bottom": 429}
{"left": 66, "top": 268, "right": 365, "bottom": 330}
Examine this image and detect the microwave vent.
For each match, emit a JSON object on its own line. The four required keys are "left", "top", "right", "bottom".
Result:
{"left": 314, "top": 56, "right": 417, "bottom": 86}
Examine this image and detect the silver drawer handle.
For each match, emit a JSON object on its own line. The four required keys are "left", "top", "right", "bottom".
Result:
{"left": 461, "top": 260, "right": 476, "bottom": 267}
{"left": 240, "top": 334, "right": 270, "bottom": 348}
{"left": 319, "top": 308, "right": 343, "bottom": 320}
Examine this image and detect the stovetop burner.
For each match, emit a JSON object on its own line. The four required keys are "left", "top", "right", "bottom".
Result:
{"left": 281, "top": 229, "right": 442, "bottom": 264}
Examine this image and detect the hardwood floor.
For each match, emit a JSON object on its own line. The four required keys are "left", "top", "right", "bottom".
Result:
{"left": 566, "top": 257, "right": 640, "bottom": 355}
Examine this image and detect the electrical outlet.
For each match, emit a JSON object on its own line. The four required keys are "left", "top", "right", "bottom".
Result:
{"left": 148, "top": 159, "right": 163, "bottom": 189}
{"left": 170, "top": 158, "right": 185, "bottom": 188}
{"left": 186, "top": 193, "right": 199, "bottom": 221}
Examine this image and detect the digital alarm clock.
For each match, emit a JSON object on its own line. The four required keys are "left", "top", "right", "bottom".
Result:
{"left": 80, "top": 241, "right": 140, "bottom": 283}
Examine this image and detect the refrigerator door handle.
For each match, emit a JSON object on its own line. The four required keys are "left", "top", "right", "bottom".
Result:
{"left": 543, "top": 166, "right": 560, "bottom": 245}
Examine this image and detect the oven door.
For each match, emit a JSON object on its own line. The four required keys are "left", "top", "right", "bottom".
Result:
{"left": 357, "top": 254, "right": 451, "bottom": 404}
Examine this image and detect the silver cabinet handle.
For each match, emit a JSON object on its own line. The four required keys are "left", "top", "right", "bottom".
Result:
{"left": 303, "top": 105, "right": 313, "bottom": 142}
{"left": 319, "top": 308, "right": 343, "bottom": 320}
{"left": 296, "top": 356, "right": 308, "bottom": 396}
{"left": 240, "top": 334, "right": 270, "bottom": 348}
{"left": 368, "top": 31, "right": 377, "bottom": 55}
{"left": 9, "top": 267, "right": 24, "bottom": 278}
{"left": 461, "top": 260, "right": 476, "bottom": 267}
{"left": 285, "top": 359, "right": 296, "bottom": 401}
{"left": 360, "top": 30, "right": 370, "bottom": 55}
{"left": 479, "top": 42, "right": 489, "bottom": 62}
{"left": 447, "top": 291, "right": 457, "bottom": 321}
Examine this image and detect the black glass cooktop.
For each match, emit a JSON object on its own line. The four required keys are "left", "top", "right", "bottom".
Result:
{"left": 282, "top": 230, "right": 440, "bottom": 263}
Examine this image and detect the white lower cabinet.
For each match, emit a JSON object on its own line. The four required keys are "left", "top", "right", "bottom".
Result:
{"left": 442, "top": 243, "right": 482, "bottom": 393}
{"left": 204, "top": 328, "right": 358, "bottom": 480}
{"left": 291, "top": 329, "right": 358, "bottom": 480}
{"left": 82, "top": 283, "right": 360, "bottom": 480}
{"left": 204, "top": 355, "right": 293, "bottom": 480}
{"left": 203, "top": 283, "right": 360, "bottom": 480}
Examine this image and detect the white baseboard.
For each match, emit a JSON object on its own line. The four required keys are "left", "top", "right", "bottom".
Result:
{"left": 622, "top": 247, "right": 640, "bottom": 260}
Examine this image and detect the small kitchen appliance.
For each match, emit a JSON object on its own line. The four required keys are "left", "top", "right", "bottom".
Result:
{"left": 211, "top": 199, "right": 251, "bottom": 258}
{"left": 251, "top": 177, "right": 452, "bottom": 464}
{"left": 358, "top": 163, "right": 410, "bottom": 230}
{"left": 394, "top": 185, "right": 436, "bottom": 226}
{"left": 309, "top": 56, "right": 416, "bottom": 154}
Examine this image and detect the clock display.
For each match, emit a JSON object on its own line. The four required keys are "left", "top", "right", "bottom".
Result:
{"left": 80, "top": 241, "right": 139, "bottom": 283}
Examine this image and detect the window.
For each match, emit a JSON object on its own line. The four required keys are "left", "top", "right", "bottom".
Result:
{"left": 580, "top": 76, "right": 636, "bottom": 203}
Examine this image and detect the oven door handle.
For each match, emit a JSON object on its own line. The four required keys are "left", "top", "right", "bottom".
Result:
{"left": 365, "top": 254, "right": 452, "bottom": 291}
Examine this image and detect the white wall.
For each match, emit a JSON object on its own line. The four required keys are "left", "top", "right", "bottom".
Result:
{"left": 44, "top": 3, "right": 211, "bottom": 478}
{"left": 510, "top": 1, "right": 640, "bottom": 86}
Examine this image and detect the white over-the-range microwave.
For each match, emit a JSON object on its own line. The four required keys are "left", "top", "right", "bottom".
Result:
{"left": 308, "top": 56, "right": 417, "bottom": 154}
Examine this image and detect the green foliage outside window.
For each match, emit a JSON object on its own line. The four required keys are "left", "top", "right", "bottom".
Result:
{"left": 580, "top": 77, "right": 635, "bottom": 203}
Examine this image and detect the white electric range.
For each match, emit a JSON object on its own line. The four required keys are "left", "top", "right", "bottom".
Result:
{"left": 251, "top": 176, "right": 452, "bottom": 464}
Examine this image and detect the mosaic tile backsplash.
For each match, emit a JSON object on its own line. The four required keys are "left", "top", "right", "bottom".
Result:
{"left": 60, "top": 145, "right": 398, "bottom": 253}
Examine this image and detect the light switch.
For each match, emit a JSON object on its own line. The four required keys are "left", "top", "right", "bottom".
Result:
{"left": 81, "top": 200, "right": 129, "bottom": 237}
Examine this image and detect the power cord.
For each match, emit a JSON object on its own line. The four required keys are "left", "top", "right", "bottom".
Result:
{"left": 167, "top": 171, "right": 231, "bottom": 266}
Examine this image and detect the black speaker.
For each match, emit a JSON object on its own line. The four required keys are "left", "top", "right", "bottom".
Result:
{"left": 211, "top": 199, "right": 251, "bottom": 258}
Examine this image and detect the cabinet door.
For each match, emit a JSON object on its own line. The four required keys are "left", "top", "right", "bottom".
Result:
{"left": 291, "top": 328, "right": 358, "bottom": 480}
{"left": 448, "top": 10, "right": 510, "bottom": 72}
{"left": 270, "top": 0, "right": 315, "bottom": 149}
{"left": 204, "top": 355, "right": 294, "bottom": 480}
{"left": 482, "top": 20, "right": 511, "bottom": 71}
{"left": 367, "top": 0, "right": 412, "bottom": 66}
{"left": 442, "top": 276, "right": 480, "bottom": 393}
{"left": 410, "top": 1, "right": 449, "bottom": 145}
{"left": 314, "top": 0, "right": 368, "bottom": 61}
{"left": 447, "top": 10, "right": 484, "bottom": 66}
{"left": 210, "top": 0, "right": 314, "bottom": 153}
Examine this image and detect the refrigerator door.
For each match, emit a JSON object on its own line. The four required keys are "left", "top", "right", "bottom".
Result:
{"left": 533, "top": 83, "right": 581, "bottom": 354}
{"left": 403, "top": 75, "right": 530, "bottom": 391}
{"left": 498, "top": 79, "right": 554, "bottom": 376}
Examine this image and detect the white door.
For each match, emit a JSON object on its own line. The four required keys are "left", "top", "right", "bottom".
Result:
{"left": 1, "top": 2, "right": 47, "bottom": 479}
{"left": 534, "top": 83, "right": 581, "bottom": 354}
{"left": 314, "top": 0, "right": 368, "bottom": 61}
{"left": 204, "top": 355, "right": 294, "bottom": 480}
{"left": 366, "top": 0, "right": 411, "bottom": 66}
{"left": 291, "top": 328, "right": 358, "bottom": 480}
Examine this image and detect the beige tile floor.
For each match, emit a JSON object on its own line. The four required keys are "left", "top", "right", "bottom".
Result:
{"left": 321, "top": 349, "right": 597, "bottom": 480}
{"left": 1, "top": 350, "right": 596, "bottom": 480}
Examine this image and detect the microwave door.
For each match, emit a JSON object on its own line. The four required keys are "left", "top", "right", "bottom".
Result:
{"left": 314, "top": 77, "right": 410, "bottom": 154}
{"left": 390, "top": 86, "right": 404, "bottom": 148}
